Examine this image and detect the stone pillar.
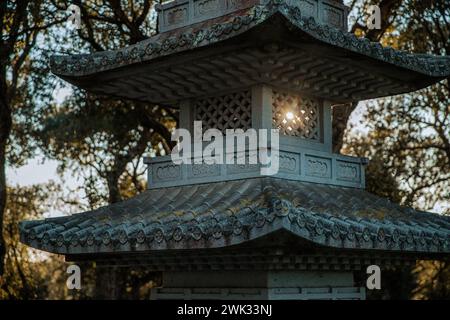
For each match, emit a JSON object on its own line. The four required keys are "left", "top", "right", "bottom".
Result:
{"left": 151, "top": 270, "right": 366, "bottom": 300}
{"left": 95, "top": 266, "right": 120, "bottom": 299}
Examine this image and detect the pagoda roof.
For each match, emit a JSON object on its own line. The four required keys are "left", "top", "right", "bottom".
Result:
{"left": 20, "top": 177, "right": 450, "bottom": 257}
{"left": 50, "top": 1, "right": 450, "bottom": 103}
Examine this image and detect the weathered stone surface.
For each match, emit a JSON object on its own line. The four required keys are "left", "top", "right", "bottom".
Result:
{"left": 50, "top": 0, "right": 450, "bottom": 79}
{"left": 49, "top": 1, "right": 450, "bottom": 104}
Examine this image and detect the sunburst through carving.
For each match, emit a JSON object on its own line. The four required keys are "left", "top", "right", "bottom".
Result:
{"left": 272, "top": 90, "right": 320, "bottom": 140}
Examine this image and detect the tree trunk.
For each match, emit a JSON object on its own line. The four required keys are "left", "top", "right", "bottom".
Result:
{"left": 332, "top": 103, "right": 358, "bottom": 154}
{"left": 107, "top": 174, "right": 122, "bottom": 204}
{"left": 0, "top": 69, "right": 12, "bottom": 276}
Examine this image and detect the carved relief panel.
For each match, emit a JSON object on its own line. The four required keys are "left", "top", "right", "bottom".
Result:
{"left": 305, "top": 155, "right": 331, "bottom": 179}
{"left": 194, "top": 0, "right": 221, "bottom": 18}
{"left": 164, "top": 4, "right": 189, "bottom": 27}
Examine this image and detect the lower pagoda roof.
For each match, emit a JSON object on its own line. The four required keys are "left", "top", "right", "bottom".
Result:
{"left": 20, "top": 177, "right": 450, "bottom": 256}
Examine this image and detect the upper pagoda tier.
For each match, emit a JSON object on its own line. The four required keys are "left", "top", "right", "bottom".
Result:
{"left": 50, "top": 0, "right": 450, "bottom": 104}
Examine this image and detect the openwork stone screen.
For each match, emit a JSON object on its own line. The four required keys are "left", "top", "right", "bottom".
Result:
{"left": 272, "top": 90, "right": 321, "bottom": 140}
{"left": 194, "top": 90, "right": 252, "bottom": 132}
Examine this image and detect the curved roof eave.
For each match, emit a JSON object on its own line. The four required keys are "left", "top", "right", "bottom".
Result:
{"left": 20, "top": 177, "right": 450, "bottom": 256}
{"left": 50, "top": 2, "right": 450, "bottom": 82}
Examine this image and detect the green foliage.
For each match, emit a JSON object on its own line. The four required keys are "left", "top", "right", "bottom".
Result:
{"left": 0, "top": 184, "right": 66, "bottom": 299}
{"left": 31, "top": 1, "right": 177, "bottom": 206}
{"left": 413, "top": 261, "right": 450, "bottom": 299}
{"left": 38, "top": 90, "right": 176, "bottom": 205}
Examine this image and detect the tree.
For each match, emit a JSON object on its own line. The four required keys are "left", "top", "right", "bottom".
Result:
{"left": 0, "top": 0, "right": 65, "bottom": 276}
{"left": 39, "top": 92, "right": 176, "bottom": 206}
{"left": 34, "top": 1, "right": 175, "bottom": 299}
{"left": 342, "top": 0, "right": 450, "bottom": 299}
{"left": 38, "top": 0, "right": 176, "bottom": 207}
{"left": 0, "top": 183, "right": 67, "bottom": 299}
{"left": 332, "top": 0, "right": 404, "bottom": 153}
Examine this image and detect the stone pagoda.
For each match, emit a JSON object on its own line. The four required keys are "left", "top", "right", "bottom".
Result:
{"left": 21, "top": 0, "right": 450, "bottom": 300}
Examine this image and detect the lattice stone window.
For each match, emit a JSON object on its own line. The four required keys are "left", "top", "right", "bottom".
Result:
{"left": 272, "top": 90, "right": 321, "bottom": 140}
{"left": 194, "top": 90, "right": 252, "bottom": 132}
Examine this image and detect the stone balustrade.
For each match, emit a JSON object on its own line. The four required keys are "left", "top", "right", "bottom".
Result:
{"left": 145, "top": 142, "right": 366, "bottom": 189}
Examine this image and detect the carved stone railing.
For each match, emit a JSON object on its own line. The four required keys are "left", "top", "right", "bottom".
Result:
{"left": 144, "top": 142, "right": 366, "bottom": 189}
{"left": 284, "top": 0, "right": 349, "bottom": 30}
{"left": 156, "top": 0, "right": 349, "bottom": 33}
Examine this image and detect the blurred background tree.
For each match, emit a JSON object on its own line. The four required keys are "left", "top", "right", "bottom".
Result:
{"left": 342, "top": 0, "right": 449, "bottom": 299}
{"left": 0, "top": 0, "right": 65, "bottom": 281}
{"left": 0, "top": 183, "right": 92, "bottom": 299}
